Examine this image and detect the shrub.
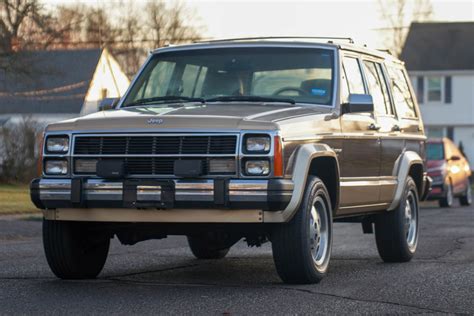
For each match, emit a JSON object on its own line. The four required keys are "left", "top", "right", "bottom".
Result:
{"left": 0, "top": 116, "right": 42, "bottom": 183}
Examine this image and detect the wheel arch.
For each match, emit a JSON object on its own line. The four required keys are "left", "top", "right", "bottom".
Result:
{"left": 387, "top": 151, "right": 424, "bottom": 211}
{"left": 308, "top": 156, "right": 340, "bottom": 214}
{"left": 263, "top": 143, "right": 339, "bottom": 222}
{"left": 408, "top": 163, "right": 423, "bottom": 197}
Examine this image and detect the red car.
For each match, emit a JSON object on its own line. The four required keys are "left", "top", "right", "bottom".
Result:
{"left": 427, "top": 138, "right": 472, "bottom": 207}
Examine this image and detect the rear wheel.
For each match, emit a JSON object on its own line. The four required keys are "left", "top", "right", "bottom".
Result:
{"left": 43, "top": 220, "right": 110, "bottom": 279}
{"left": 187, "top": 235, "right": 230, "bottom": 259}
{"left": 460, "top": 181, "right": 472, "bottom": 206}
{"left": 375, "top": 176, "right": 419, "bottom": 262}
{"left": 271, "top": 176, "right": 332, "bottom": 284}
{"left": 439, "top": 182, "right": 453, "bottom": 208}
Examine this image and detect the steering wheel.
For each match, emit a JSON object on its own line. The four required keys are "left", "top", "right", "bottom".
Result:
{"left": 272, "top": 87, "right": 309, "bottom": 96}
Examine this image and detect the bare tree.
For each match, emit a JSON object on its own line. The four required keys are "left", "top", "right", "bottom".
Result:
{"left": 146, "top": 0, "right": 202, "bottom": 48}
{"left": 378, "top": 0, "right": 433, "bottom": 56}
{"left": 0, "top": 0, "right": 64, "bottom": 53}
{"left": 116, "top": 4, "right": 144, "bottom": 77}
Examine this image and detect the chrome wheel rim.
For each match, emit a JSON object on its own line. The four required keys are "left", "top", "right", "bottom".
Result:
{"left": 404, "top": 191, "right": 418, "bottom": 252}
{"left": 446, "top": 184, "right": 453, "bottom": 206}
{"left": 309, "top": 196, "right": 329, "bottom": 268}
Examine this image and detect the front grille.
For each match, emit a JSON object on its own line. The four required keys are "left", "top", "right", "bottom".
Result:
{"left": 72, "top": 134, "right": 238, "bottom": 177}
{"left": 74, "top": 135, "right": 237, "bottom": 155}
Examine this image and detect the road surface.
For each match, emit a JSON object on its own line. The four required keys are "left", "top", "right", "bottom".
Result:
{"left": 0, "top": 203, "right": 472, "bottom": 314}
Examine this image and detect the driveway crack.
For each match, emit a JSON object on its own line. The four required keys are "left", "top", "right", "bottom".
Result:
{"left": 282, "top": 287, "right": 453, "bottom": 314}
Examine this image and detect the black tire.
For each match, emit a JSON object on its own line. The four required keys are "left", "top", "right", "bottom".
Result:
{"left": 187, "top": 235, "right": 230, "bottom": 259}
{"left": 375, "top": 176, "right": 419, "bottom": 262}
{"left": 271, "top": 176, "right": 333, "bottom": 284}
{"left": 43, "top": 220, "right": 110, "bottom": 279}
{"left": 459, "top": 181, "right": 472, "bottom": 206}
{"left": 439, "top": 181, "right": 453, "bottom": 208}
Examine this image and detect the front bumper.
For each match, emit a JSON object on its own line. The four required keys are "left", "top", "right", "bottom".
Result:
{"left": 30, "top": 178, "right": 293, "bottom": 212}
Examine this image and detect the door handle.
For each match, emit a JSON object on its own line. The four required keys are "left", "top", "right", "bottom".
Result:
{"left": 368, "top": 123, "right": 381, "bottom": 131}
{"left": 391, "top": 125, "right": 401, "bottom": 132}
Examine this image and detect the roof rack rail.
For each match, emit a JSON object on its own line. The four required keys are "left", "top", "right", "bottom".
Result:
{"left": 195, "top": 36, "right": 355, "bottom": 44}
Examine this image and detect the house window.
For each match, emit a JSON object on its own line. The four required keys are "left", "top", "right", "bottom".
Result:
{"left": 427, "top": 76, "right": 442, "bottom": 102}
{"left": 426, "top": 127, "right": 444, "bottom": 138}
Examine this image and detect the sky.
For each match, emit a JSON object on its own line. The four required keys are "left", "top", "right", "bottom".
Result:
{"left": 44, "top": 0, "right": 474, "bottom": 48}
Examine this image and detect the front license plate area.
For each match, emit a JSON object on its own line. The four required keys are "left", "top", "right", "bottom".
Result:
{"left": 123, "top": 179, "right": 175, "bottom": 209}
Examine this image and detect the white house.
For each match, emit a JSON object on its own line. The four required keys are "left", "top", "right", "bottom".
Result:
{"left": 401, "top": 22, "right": 474, "bottom": 165}
{"left": 0, "top": 48, "right": 130, "bottom": 127}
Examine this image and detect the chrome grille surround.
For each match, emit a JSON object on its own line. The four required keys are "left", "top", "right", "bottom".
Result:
{"left": 71, "top": 133, "right": 239, "bottom": 178}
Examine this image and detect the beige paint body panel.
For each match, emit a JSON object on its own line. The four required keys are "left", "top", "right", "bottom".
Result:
{"left": 44, "top": 208, "right": 263, "bottom": 223}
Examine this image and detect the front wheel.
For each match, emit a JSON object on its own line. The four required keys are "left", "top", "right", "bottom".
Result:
{"left": 43, "top": 220, "right": 110, "bottom": 279}
{"left": 271, "top": 176, "right": 333, "bottom": 284}
{"left": 375, "top": 176, "right": 419, "bottom": 262}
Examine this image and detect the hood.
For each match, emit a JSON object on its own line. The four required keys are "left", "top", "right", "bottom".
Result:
{"left": 46, "top": 103, "right": 327, "bottom": 132}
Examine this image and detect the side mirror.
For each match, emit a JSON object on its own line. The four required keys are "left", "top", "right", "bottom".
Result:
{"left": 449, "top": 155, "right": 461, "bottom": 161}
{"left": 342, "top": 94, "right": 374, "bottom": 114}
{"left": 99, "top": 98, "right": 119, "bottom": 111}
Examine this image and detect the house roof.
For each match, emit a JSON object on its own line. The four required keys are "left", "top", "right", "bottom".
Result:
{"left": 0, "top": 49, "right": 103, "bottom": 114}
{"left": 401, "top": 22, "right": 474, "bottom": 71}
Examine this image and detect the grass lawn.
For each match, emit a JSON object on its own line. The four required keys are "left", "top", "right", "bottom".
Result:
{"left": 0, "top": 184, "right": 39, "bottom": 215}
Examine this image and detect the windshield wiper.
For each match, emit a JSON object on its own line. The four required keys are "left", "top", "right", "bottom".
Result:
{"left": 205, "top": 95, "right": 296, "bottom": 105}
{"left": 123, "top": 96, "right": 205, "bottom": 107}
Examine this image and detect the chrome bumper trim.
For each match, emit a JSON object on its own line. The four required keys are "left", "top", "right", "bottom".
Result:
{"left": 36, "top": 178, "right": 293, "bottom": 203}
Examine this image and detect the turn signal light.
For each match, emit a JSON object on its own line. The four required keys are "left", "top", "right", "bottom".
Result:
{"left": 274, "top": 135, "right": 283, "bottom": 177}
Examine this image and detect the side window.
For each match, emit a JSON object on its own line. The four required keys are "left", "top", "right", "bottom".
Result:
{"left": 343, "top": 57, "right": 365, "bottom": 94}
{"left": 387, "top": 66, "right": 417, "bottom": 118}
{"left": 362, "top": 61, "right": 392, "bottom": 115}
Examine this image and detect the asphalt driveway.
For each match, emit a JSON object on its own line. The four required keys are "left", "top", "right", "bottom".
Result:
{"left": 0, "top": 203, "right": 472, "bottom": 314}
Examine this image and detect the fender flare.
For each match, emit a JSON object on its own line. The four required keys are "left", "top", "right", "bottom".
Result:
{"left": 387, "top": 151, "right": 423, "bottom": 211}
{"left": 263, "top": 143, "right": 339, "bottom": 223}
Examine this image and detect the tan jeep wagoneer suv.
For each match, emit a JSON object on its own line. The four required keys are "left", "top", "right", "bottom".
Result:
{"left": 31, "top": 37, "right": 431, "bottom": 284}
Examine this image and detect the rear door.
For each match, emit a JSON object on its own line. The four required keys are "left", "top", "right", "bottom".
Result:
{"left": 339, "top": 54, "right": 381, "bottom": 212}
{"left": 361, "top": 59, "right": 401, "bottom": 204}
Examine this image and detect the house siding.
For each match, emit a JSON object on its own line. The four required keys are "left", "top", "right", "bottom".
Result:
{"left": 80, "top": 50, "right": 130, "bottom": 116}
{"left": 410, "top": 72, "right": 474, "bottom": 165}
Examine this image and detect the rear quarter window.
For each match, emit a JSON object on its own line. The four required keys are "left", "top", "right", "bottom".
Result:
{"left": 387, "top": 65, "right": 417, "bottom": 119}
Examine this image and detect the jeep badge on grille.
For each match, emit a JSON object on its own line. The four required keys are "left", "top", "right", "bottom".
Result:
{"left": 147, "top": 118, "right": 164, "bottom": 125}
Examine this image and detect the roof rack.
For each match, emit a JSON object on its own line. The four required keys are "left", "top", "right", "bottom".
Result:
{"left": 195, "top": 36, "right": 355, "bottom": 44}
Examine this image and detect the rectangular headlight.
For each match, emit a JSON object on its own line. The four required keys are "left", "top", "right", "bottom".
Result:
{"left": 245, "top": 135, "right": 270, "bottom": 153}
{"left": 44, "top": 160, "right": 68, "bottom": 175}
{"left": 46, "top": 136, "right": 69, "bottom": 153}
{"left": 245, "top": 160, "right": 270, "bottom": 176}
{"left": 74, "top": 159, "right": 98, "bottom": 174}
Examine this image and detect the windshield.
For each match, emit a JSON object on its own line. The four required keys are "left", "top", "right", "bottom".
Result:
{"left": 122, "top": 47, "right": 335, "bottom": 107}
{"left": 427, "top": 143, "right": 445, "bottom": 160}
